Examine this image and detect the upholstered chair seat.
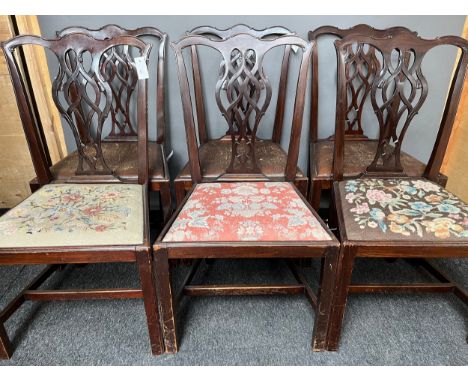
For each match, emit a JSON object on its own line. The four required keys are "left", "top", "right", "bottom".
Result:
{"left": 163, "top": 182, "right": 331, "bottom": 243}
{"left": 0, "top": 184, "right": 144, "bottom": 248}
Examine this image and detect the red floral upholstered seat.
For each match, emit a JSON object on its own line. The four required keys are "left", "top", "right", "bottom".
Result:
{"left": 163, "top": 182, "right": 331, "bottom": 242}
{"left": 338, "top": 178, "right": 468, "bottom": 241}
{"left": 0, "top": 184, "right": 144, "bottom": 248}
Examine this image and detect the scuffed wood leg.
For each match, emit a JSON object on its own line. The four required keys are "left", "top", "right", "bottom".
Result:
{"left": 326, "top": 244, "right": 356, "bottom": 351}
{"left": 0, "top": 322, "right": 12, "bottom": 359}
{"left": 159, "top": 182, "right": 172, "bottom": 225}
{"left": 136, "top": 248, "right": 164, "bottom": 355}
{"left": 312, "top": 246, "right": 339, "bottom": 351}
{"left": 154, "top": 247, "right": 178, "bottom": 353}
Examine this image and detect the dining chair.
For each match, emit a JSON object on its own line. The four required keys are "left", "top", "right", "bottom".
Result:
{"left": 0, "top": 32, "right": 163, "bottom": 358}
{"left": 173, "top": 24, "right": 309, "bottom": 206}
{"left": 154, "top": 32, "right": 340, "bottom": 354}
{"left": 32, "top": 24, "right": 172, "bottom": 223}
{"left": 307, "top": 24, "right": 448, "bottom": 212}
{"left": 326, "top": 31, "right": 468, "bottom": 350}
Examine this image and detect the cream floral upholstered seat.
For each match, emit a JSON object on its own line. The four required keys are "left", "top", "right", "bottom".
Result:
{"left": 0, "top": 184, "right": 144, "bottom": 248}
{"left": 163, "top": 182, "right": 331, "bottom": 242}
{"left": 338, "top": 178, "right": 468, "bottom": 241}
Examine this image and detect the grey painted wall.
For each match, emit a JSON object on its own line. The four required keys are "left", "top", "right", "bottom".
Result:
{"left": 38, "top": 15, "right": 465, "bottom": 177}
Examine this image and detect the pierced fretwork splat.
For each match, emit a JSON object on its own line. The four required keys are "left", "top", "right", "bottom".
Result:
{"left": 56, "top": 25, "right": 167, "bottom": 145}
{"left": 219, "top": 49, "right": 260, "bottom": 136}
{"left": 172, "top": 33, "right": 313, "bottom": 183}
{"left": 333, "top": 32, "right": 468, "bottom": 182}
{"left": 216, "top": 48, "right": 272, "bottom": 175}
{"left": 54, "top": 47, "right": 116, "bottom": 175}
{"left": 3, "top": 34, "right": 150, "bottom": 178}
{"left": 189, "top": 25, "right": 294, "bottom": 140}
{"left": 366, "top": 48, "right": 427, "bottom": 175}
{"left": 100, "top": 46, "right": 139, "bottom": 139}
{"left": 343, "top": 44, "right": 381, "bottom": 136}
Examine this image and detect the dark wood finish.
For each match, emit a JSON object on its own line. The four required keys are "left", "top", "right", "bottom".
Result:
{"left": 155, "top": 31, "right": 339, "bottom": 353}
{"left": 154, "top": 246, "right": 177, "bottom": 353}
{"left": 35, "top": 25, "right": 172, "bottom": 222}
{"left": 348, "top": 284, "right": 455, "bottom": 293}
{"left": 327, "top": 31, "right": 468, "bottom": 351}
{"left": 173, "top": 32, "right": 311, "bottom": 183}
{"left": 23, "top": 288, "right": 143, "bottom": 300}
{"left": 173, "top": 25, "right": 308, "bottom": 205}
{"left": 287, "top": 260, "right": 318, "bottom": 308}
{"left": 416, "top": 259, "right": 468, "bottom": 305}
{"left": 307, "top": 25, "right": 447, "bottom": 210}
{"left": 0, "top": 265, "right": 58, "bottom": 324}
{"left": 183, "top": 284, "right": 305, "bottom": 296}
{"left": 0, "top": 32, "right": 164, "bottom": 357}
{"left": 174, "top": 258, "right": 202, "bottom": 306}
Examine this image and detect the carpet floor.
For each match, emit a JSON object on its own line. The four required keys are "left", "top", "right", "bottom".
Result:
{"left": 0, "top": 255, "right": 467, "bottom": 365}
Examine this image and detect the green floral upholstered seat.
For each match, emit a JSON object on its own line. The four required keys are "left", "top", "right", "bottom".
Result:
{"left": 338, "top": 178, "right": 468, "bottom": 241}
{"left": 0, "top": 184, "right": 144, "bottom": 248}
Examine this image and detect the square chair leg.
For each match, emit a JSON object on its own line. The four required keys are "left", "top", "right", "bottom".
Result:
{"left": 154, "top": 248, "right": 177, "bottom": 353}
{"left": 136, "top": 249, "right": 165, "bottom": 355}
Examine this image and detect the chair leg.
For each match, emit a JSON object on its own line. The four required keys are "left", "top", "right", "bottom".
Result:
{"left": 159, "top": 182, "right": 172, "bottom": 225}
{"left": 312, "top": 247, "right": 339, "bottom": 351}
{"left": 154, "top": 247, "right": 178, "bottom": 353}
{"left": 174, "top": 181, "right": 187, "bottom": 208}
{"left": 29, "top": 181, "right": 41, "bottom": 193}
{"left": 309, "top": 179, "right": 322, "bottom": 211}
{"left": 326, "top": 244, "right": 356, "bottom": 351}
{"left": 0, "top": 322, "right": 12, "bottom": 359}
{"left": 136, "top": 249, "right": 165, "bottom": 356}
{"left": 328, "top": 185, "right": 339, "bottom": 231}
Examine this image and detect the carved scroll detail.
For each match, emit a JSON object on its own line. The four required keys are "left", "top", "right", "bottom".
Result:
{"left": 215, "top": 48, "right": 272, "bottom": 174}
{"left": 53, "top": 48, "right": 114, "bottom": 175}
{"left": 367, "top": 48, "right": 427, "bottom": 174}
{"left": 343, "top": 44, "right": 381, "bottom": 136}
{"left": 101, "top": 46, "right": 139, "bottom": 139}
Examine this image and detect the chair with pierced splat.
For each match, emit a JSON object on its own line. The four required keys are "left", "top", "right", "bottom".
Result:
{"left": 307, "top": 24, "right": 448, "bottom": 212}
{"left": 153, "top": 32, "right": 340, "bottom": 354}
{"left": 32, "top": 24, "right": 172, "bottom": 223}
{"left": 0, "top": 32, "right": 164, "bottom": 358}
{"left": 173, "top": 24, "right": 309, "bottom": 207}
{"left": 326, "top": 31, "right": 468, "bottom": 350}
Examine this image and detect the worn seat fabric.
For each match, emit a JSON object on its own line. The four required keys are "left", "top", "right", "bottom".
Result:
{"left": 338, "top": 178, "right": 468, "bottom": 241}
{"left": 163, "top": 182, "right": 331, "bottom": 242}
{"left": 45, "top": 141, "right": 166, "bottom": 182}
{"left": 177, "top": 137, "right": 305, "bottom": 180}
{"left": 311, "top": 140, "right": 432, "bottom": 180}
{"left": 0, "top": 184, "right": 144, "bottom": 248}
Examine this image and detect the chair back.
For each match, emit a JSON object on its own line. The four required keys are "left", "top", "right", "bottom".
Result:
{"left": 331, "top": 31, "right": 468, "bottom": 182}
{"left": 172, "top": 32, "right": 314, "bottom": 183}
{"left": 2, "top": 32, "right": 152, "bottom": 185}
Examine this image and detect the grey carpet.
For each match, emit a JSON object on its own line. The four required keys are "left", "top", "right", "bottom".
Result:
{"left": 0, "top": 256, "right": 467, "bottom": 365}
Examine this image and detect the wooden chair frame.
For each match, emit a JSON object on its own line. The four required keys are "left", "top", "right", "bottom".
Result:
{"left": 326, "top": 31, "right": 468, "bottom": 350}
{"left": 154, "top": 32, "right": 340, "bottom": 354}
{"left": 307, "top": 24, "right": 448, "bottom": 211}
{"left": 0, "top": 33, "right": 164, "bottom": 358}
{"left": 173, "top": 24, "right": 308, "bottom": 207}
{"left": 32, "top": 24, "right": 172, "bottom": 223}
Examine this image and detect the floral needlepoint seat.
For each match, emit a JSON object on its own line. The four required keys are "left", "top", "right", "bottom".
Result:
{"left": 163, "top": 182, "right": 331, "bottom": 242}
{"left": 0, "top": 184, "right": 144, "bottom": 248}
{"left": 338, "top": 178, "right": 468, "bottom": 241}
